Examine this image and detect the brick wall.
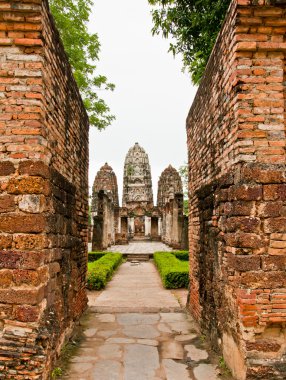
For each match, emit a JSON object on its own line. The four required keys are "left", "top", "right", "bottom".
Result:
{"left": 0, "top": 0, "right": 89, "bottom": 378}
{"left": 187, "top": 1, "right": 286, "bottom": 379}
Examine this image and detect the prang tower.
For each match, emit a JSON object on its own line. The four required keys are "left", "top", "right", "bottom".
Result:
{"left": 122, "top": 142, "right": 153, "bottom": 210}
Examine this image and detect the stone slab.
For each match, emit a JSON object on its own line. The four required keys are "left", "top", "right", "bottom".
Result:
{"left": 161, "top": 341, "right": 184, "bottom": 360}
{"left": 193, "top": 363, "right": 218, "bottom": 380}
{"left": 92, "top": 360, "right": 122, "bottom": 380}
{"left": 124, "top": 344, "right": 160, "bottom": 380}
{"left": 162, "top": 359, "right": 191, "bottom": 380}
{"left": 185, "top": 345, "right": 209, "bottom": 361}
{"left": 117, "top": 313, "right": 159, "bottom": 325}
{"left": 123, "top": 324, "right": 159, "bottom": 339}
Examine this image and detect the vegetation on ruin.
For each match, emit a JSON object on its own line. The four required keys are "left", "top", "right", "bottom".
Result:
{"left": 87, "top": 253, "right": 123, "bottom": 290}
{"left": 154, "top": 252, "right": 189, "bottom": 288}
{"left": 49, "top": 0, "right": 115, "bottom": 129}
{"left": 51, "top": 367, "right": 63, "bottom": 378}
{"left": 148, "top": 0, "right": 231, "bottom": 84}
{"left": 218, "top": 357, "right": 232, "bottom": 376}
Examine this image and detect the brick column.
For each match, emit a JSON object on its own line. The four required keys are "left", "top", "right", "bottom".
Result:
{"left": 0, "top": 1, "right": 89, "bottom": 378}
{"left": 187, "top": 1, "right": 286, "bottom": 379}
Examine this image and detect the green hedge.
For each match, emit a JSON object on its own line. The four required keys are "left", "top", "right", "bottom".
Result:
{"left": 87, "top": 252, "right": 123, "bottom": 290}
{"left": 153, "top": 252, "right": 189, "bottom": 289}
{"left": 88, "top": 252, "right": 107, "bottom": 262}
{"left": 172, "top": 251, "right": 189, "bottom": 261}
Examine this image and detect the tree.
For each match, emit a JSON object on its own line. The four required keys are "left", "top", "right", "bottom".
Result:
{"left": 179, "top": 164, "right": 189, "bottom": 216}
{"left": 49, "top": 0, "right": 115, "bottom": 129}
{"left": 148, "top": 0, "right": 231, "bottom": 84}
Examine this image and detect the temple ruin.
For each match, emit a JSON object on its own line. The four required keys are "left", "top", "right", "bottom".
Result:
{"left": 91, "top": 163, "right": 119, "bottom": 250}
{"left": 91, "top": 143, "right": 187, "bottom": 248}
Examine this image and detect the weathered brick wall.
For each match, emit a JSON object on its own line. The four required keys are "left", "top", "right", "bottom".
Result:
{"left": 187, "top": 1, "right": 286, "bottom": 379}
{"left": 0, "top": 0, "right": 89, "bottom": 378}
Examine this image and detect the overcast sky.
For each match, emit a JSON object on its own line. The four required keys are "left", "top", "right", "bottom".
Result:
{"left": 88, "top": 0, "right": 197, "bottom": 204}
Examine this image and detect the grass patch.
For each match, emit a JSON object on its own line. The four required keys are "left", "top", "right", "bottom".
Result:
{"left": 88, "top": 251, "right": 108, "bottom": 262}
{"left": 87, "top": 252, "right": 123, "bottom": 290}
{"left": 153, "top": 252, "right": 189, "bottom": 289}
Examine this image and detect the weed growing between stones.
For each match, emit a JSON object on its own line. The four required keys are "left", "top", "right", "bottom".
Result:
{"left": 51, "top": 367, "right": 62, "bottom": 378}
{"left": 219, "top": 357, "right": 232, "bottom": 376}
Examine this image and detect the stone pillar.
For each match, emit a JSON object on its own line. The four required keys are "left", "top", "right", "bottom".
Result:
{"left": 171, "top": 197, "right": 179, "bottom": 248}
{"left": 165, "top": 202, "right": 173, "bottom": 246}
{"left": 171, "top": 194, "right": 184, "bottom": 249}
{"left": 92, "top": 190, "right": 107, "bottom": 251}
{"left": 92, "top": 216, "right": 104, "bottom": 251}
{"left": 145, "top": 216, "right": 151, "bottom": 237}
{"left": 161, "top": 211, "right": 167, "bottom": 243}
{"left": 0, "top": 1, "right": 89, "bottom": 378}
{"left": 128, "top": 217, "right": 135, "bottom": 239}
{"left": 187, "top": 1, "right": 286, "bottom": 378}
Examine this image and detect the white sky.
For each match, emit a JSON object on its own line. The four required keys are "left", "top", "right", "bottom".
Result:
{"left": 88, "top": 0, "right": 197, "bottom": 204}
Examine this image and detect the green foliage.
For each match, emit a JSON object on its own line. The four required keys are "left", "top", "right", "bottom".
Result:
{"left": 49, "top": 0, "right": 115, "bottom": 129}
{"left": 218, "top": 356, "right": 232, "bottom": 375}
{"left": 153, "top": 252, "right": 189, "bottom": 289}
{"left": 179, "top": 164, "right": 188, "bottom": 216}
{"left": 88, "top": 251, "right": 107, "bottom": 262}
{"left": 127, "top": 165, "right": 134, "bottom": 176}
{"left": 172, "top": 250, "right": 189, "bottom": 261}
{"left": 148, "top": 0, "right": 231, "bottom": 84}
{"left": 51, "top": 367, "right": 63, "bottom": 378}
{"left": 87, "top": 253, "right": 123, "bottom": 290}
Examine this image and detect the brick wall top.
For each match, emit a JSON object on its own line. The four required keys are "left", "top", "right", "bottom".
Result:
{"left": 186, "top": 0, "right": 286, "bottom": 194}
{"left": 0, "top": 0, "right": 89, "bottom": 174}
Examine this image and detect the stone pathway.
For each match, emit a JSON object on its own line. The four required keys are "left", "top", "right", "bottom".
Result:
{"left": 107, "top": 241, "right": 173, "bottom": 254}
{"left": 88, "top": 262, "right": 184, "bottom": 313}
{"left": 60, "top": 243, "right": 232, "bottom": 380}
{"left": 62, "top": 312, "right": 225, "bottom": 380}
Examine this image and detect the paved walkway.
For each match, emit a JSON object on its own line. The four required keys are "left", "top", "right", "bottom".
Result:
{"left": 88, "top": 262, "right": 184, "bottom": 313}
{"left": 60, "top": 243, "right": 232, "bottom": 380}
{"left": 107, "top": 241, "right": 173, "bottom": 254}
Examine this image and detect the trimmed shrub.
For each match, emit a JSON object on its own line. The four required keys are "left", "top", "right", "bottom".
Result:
{"left": 87, "top": 252, "right": 123, "bottom": 290}
{"left": 172, "top": 251, "right": 189, "bottom": 261}
{"left": 153, "top": 252, "right": 189, "bottom": 289}
{"left": 88, "top": 251, "right": 108, "bottom": 262}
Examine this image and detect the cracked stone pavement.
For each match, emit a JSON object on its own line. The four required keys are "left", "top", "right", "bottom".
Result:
{"left": 60, "top": 243, "right": 233, "bottom": 380}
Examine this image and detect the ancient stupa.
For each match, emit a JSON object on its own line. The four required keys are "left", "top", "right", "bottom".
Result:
{"left": 122, "top": 142, "right": 153, "bottom": 209}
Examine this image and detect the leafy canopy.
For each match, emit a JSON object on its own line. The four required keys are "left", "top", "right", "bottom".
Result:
{"left": 148, "top": 0, "right": 231, "bottom": 84}
{"left": 49, "top": 0, "right": 115, "bottom": 129}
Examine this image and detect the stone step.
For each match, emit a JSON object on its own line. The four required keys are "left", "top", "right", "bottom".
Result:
{"left": 126, "top": 254, "right": 150, "bottom": 261}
